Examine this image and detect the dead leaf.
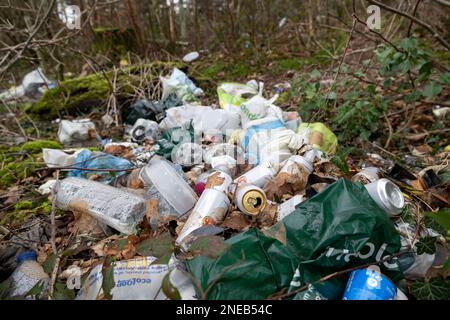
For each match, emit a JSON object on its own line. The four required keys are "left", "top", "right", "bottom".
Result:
{"left": 405, "top": 131, "right": 429, "bottom": 141}
{"left": 411, "top": 179, "right": 425, "bottom": 191}
{"left": 129, "top": 176, "right": 144, "bottom": 189}
{"left": 309, "top": 131, "right": 324, "bottom": 147}
{"left": 415, "top": 144, "right": 433, "bottom": 155}
{"left": 87, "top": 128, "right": 98, "bottom": 140}
{"left": 175, "top": 221, "right": 185, "bottom": 235}
{"left": 264, "top": 163, "right": 308, "bottom": 200}
{"left": 121, "top": 241, "right": 137, "bottom": 260}
{"left": 135, "top": 232, "right": 173, "bottom": 258}
{"left": 256, "top": 202, "right": 278, "bottom": 228}
{"left": 3, "top": 186, "right": 20, "bottom": 206}
{"left": 205, "top": 172, "right": 225, "bottom": 189}
{"left": 91, "top": 235, "right": 121, "bottom": 257}
{"left": 220, "top": 211, "right": 251, "bottom": 231}
{"left": 190, "top": 235, "right": 230, "bottom": 258}
{"left": 69, "top": 211, "right": 106, "bottom": 236}
{"left": 146, "top": 199, "right": 159, "bottom": 221}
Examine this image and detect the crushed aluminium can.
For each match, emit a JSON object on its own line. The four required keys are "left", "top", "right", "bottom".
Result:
{"left": 342, "top": 265, "right": 396, "bottom": 300}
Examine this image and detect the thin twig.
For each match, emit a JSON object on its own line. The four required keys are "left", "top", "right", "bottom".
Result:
{"left": 50, "top": 170, "right": 59, "bottom": 254}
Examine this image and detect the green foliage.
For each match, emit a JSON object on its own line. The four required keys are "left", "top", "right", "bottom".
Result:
{"left": 273, "top": 58, "right": 303, "bottom": 73}
{"left": 416, "top": 236, "right": 437, "bottom": 255}
{"left": 24, "top": 280, "right": 47, "bottom": 300}
{"left": 0, "top": 158, "right": 38, "bottom": 189}
{"left": 136, "top": 232, "right": 174, "bottom": 258}
{"left": 292, "top": 69, "right": 387, "bottom": 142}
{"left": 102, "top": 258, "right": 115, "bottom": 300}
{"left": 14, "top": 200, "right": 34, "bottom": 211}
{"left": 422, "top": 82, "right": 443, "bottom": 99}
{"left": 199, "top": 62, "right": 226, "bottom": 78}
{"left": 0, "top": 279, "right": 12, "bottom": 300}
{"left": 425, "top": 209, "right": 450, "bottom": 232}
{"left": 229, "top": 63, "right": 250, "bottom": 78}
{"left": 43, "top": 254, "right": 58, "bottom": 275}
{"left": 52, "top": 280, "right": 75, "bottom": 300}
{"left": 410, "top": 277, "right": 450, "bottom": 300}
{"left": 330, "top": 147, "right": 353, "bottom": 175}
{"left": 290, "top": 37, "right": 445, "bottom": 144}
{"left": 376, "top": 38, "right": 432, "bottom": 80}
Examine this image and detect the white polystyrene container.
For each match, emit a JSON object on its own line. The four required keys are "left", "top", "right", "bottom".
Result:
{"left": 140, "top": 158, "right": 198, "bottom": 217}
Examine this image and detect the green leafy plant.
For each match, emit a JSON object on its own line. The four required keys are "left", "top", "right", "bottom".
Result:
{"left": 410, "top": 277, "right": 450, "bottom": 300}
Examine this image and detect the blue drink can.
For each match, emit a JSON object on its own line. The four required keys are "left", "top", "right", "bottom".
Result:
{"left": 342, "top": 266, "right": 396, "bottom": 300}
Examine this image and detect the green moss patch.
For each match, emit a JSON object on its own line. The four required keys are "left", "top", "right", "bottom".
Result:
{"left": 20, "top": 140, "right": 61, "bottom": 154}
{"left": 1, "top": 200, "right": 52, "bottom": 226}
{"left": 27, "top": 62, "right": 182, "bottom": 120}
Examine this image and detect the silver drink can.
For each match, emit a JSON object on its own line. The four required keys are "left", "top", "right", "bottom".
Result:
{"left": 364, "top": 178, "right": 405, "bottom": 216}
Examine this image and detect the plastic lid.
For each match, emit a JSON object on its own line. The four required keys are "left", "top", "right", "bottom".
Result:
{"left": 141, "top": 158, "right": 198, "bottom": 216}
{"left": 16, "top": 251, "right": 37, "bottom": 264}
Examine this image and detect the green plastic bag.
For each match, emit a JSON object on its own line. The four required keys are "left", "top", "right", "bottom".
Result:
{"left": 156, "top": 123, "right": 195, "bottom": 159}
{"left": 185, "top": 228, "right": 298, "bottom": 300}
{"left": 185, "top": 179, "right": 402, "bottom": 300}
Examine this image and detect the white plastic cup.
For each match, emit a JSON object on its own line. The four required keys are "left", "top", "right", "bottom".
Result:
{"left": 279, "top": 155, "right": 313, "bottom": 175}
{"left": 139, "top": 158, "right": 198, "bottom": 217}
{"left": 234, "top": 162, "right": 279, "bottom": 188}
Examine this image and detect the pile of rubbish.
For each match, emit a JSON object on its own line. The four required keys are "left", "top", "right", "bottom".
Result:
{"left": 1, "top": 68, "right": 449, "bottom": 300}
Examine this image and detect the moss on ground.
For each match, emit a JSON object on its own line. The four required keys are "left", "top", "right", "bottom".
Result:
{"left": 273, "top": 58, "right": 304, "bottom": 73}
{"left": 20, "top": 140, "right": 61, "bottom": 154}
{"left": 1, "top": 199, "right": 52, "bottom": 226}
{"left": 27, "top": 62, "right": 182, "bottom": 120}
{"left": 0, "top": 140, "right": 57, "bottom": 188}
{"left": 199, "top": 62, "right": 226, "bottom": 78}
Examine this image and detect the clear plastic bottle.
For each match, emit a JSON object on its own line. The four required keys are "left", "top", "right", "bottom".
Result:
{"left": 9, "top": 251, "right": 49, "bottom": 299}
{"left": 55, "top": 177, "right": 147, "bottom": 234}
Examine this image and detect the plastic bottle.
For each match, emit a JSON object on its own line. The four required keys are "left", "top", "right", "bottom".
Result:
{"left": 55, "top": 177, "right": 147, "bottom": 234}
{"left": 9, "top": 251, "right": 49, "bottom": 299}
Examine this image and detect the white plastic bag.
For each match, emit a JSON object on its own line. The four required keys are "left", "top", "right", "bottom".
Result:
{"left": 160, "top": 68, "right": 204, "bottom": 102}
{"left": 159, "top": 105, "right": 241, "bottom": 134}
{"left": 22, "top": 68, "right": 50, "bottom": 91}
{"left": 76, "top": 256, "right": 196, "bottom": 300}
{"left": 42, "top": 148, "right": 81, "bottom": 168}
{"left": 238, "top": 82, "right": 283, "bottom": 128}
{"left": 58, "top": 119, "right": 97, "bottom": 144}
